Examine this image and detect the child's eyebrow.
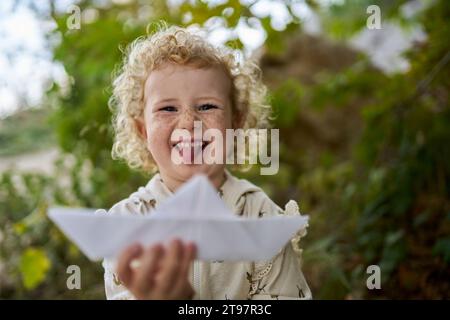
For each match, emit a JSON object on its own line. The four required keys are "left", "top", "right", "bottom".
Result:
{"left": 196, "top": 96, "right": 225, "bottom": 104}
{"left": 153, "top": 96, "right": 225, "bottom": 106}
{"left": 153, "top": 98, "right": 178, "bottom": 105}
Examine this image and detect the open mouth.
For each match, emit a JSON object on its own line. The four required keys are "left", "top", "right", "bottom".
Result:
{"left": 171, "top": 139, "right": 212, "bottom": 164}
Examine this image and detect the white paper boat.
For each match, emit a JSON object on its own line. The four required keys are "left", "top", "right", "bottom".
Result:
{"left": 48, "top": 175, "right": 308, "bottom": 261}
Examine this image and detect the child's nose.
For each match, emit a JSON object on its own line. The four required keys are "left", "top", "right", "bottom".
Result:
{"left": 178, "top": 109, "right": 199, "bottom": 131}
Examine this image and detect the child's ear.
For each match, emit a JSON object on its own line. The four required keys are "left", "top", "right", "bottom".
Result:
{"left": 134, "top": 118, "right": 148, "bottom": 140}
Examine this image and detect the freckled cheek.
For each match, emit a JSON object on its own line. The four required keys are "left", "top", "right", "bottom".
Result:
{"left": 201, "top": 112, "right": 231, "bottom": 132}
{"left": 144, "top": 118, "right": 173, "bottom": 155}
{"left": 201, "top": 113, "right": 232, "bottom": 151}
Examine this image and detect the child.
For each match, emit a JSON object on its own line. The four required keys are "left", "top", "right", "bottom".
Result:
{"left": 99, "top": 23, "right": 311, "bottom": 300}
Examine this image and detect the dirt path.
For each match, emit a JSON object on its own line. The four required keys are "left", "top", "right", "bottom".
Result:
{"left": 0, "top": 148, "right": 59, "bottom": 175}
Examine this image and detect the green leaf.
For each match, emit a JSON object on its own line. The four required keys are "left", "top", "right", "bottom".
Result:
{"left": 19, "top": 248, "right": 51, "bottom": 290}
{"left": 271, "top": 79, "right": 303, "bottom": 127}
{"left": 225, "top": 37, "right": 244, "bottom": 50}
{"left": 433, "top": 238, "right": 450, "bottom": 264}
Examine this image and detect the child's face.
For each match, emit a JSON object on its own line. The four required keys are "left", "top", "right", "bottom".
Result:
{"left": 139, "top": 62, "right": 233, "bottom": 187}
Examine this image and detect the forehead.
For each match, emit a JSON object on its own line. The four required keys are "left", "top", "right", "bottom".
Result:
{"left": 144, "top": 63, "right": 231, "bottom": 102}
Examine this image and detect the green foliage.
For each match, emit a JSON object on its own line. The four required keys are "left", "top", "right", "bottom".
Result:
{"left": 433, "top": 236, "right": 450, "bottom": 264}
{"left": 1, "top": 0, "right": 449, "bottom": 299}
{"left": 0, "top": 170, "right": 104, "bottom": 298}
{"left": 271, "top": 79, "right": 303, "bottom": 127}
{"left": 318, "top": 0, "right": 410, "bottom": 39}
{"left": 19, "top": 248, "right": 51, "bottom": 290}
{"left": 0, "top": 109, "right": 55, "bottom": 156}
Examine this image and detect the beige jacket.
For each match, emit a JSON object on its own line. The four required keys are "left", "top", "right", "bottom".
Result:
{"left": 99, "top": 170, "right": 311, "bottom": 300}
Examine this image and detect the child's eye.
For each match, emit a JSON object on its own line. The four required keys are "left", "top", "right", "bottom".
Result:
{"left": 197, "top": 103, "right": 219, "bottom": 111}
{"left": 159, "top": 106, "right": 177, "bottom": 112}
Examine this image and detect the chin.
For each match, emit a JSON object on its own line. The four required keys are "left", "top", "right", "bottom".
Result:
{"left": 174, "top": 164, "right": 222, "bottom": 180}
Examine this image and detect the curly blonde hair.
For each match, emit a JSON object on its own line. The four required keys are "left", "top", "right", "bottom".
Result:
{"left": 109, "top": 22, "right": 271, "bottom": 173}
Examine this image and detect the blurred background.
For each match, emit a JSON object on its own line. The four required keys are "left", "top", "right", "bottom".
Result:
{"left": 0, "top": 0, "right": 449, "bottom": 299}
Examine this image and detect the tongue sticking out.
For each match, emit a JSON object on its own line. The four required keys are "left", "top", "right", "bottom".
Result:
{"left": 181, "top": 144, "right": 203, "bottom": 164}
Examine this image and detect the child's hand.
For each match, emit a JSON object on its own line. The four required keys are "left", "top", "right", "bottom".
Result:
{"left": 116, "top": 239, "right": 197, "bottom": 300}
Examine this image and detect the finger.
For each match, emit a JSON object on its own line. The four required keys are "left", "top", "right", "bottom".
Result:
{"left": 180, "top": 282, "right": 195, "bottom": 300}
{"left": 116, "top": 243, "right": 143, "bottom": 287}
{"left": 134, "top": 244, "right": 164, "bottom": 297}
{"left": 157, "top": 238, "right": 183, "bottom": 294}
{"left": 179, "top": 242, "right": 196, "bottom": 279}
{"left": 172, "top": 242, "right": 196, "bottom": 297}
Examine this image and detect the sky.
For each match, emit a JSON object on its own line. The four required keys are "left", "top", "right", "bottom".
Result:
{"left": 0, "top": 0, "right": 426, "bottom": 118}
{"left": 0, "top": 0, "right": 73, "bottom": 117}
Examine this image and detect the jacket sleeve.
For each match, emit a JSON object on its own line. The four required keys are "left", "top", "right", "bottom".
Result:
{"left": 248, "top": 198, "right": 312, "bottom": 300}
{"left": 102, "top": 257, "right": 136, "bottom": 300}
